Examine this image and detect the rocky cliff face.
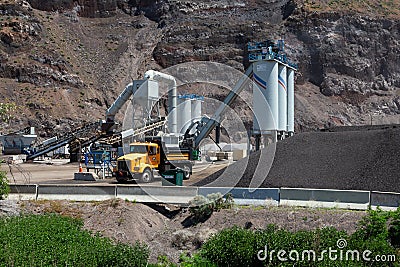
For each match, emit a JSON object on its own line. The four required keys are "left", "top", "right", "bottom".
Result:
{"left": 28, "top": 0, "right": 118, "bottom": 17}
{"left": 0, "top": 0, "right": 399, "bottom": 136}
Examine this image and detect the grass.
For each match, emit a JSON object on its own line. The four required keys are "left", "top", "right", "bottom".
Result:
{"left": 0, "top": 214, "right": 149, "bottom": 267}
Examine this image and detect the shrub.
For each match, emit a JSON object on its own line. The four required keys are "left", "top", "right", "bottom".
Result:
{"left": 200, "top": 223, "right": 398, "bottom": 267}
{"left": 389, "top": 207, "right": 400, "bottom": 248}
{"left": 353, "top": 207, "right": 389, "bottom": 241}
{"left": 179, "top": 253, "right": 217, "bottom": 267}
{"left": 0, "top": 214, "right": 149, "bottom": 266}
{"left": 201, "top": 226, "right": 256, "bottom": 267}
{"left": 0, "top": 166, "right": 9, "bottom": 200}
{"left": 188, "top": 193, "right": 234, "bottom": 223}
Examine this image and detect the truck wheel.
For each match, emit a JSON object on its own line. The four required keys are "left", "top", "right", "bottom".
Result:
{"left": 183, "top": 165, "right": 191, "bottom": 180}
{"left": 140, "top": 169, "right": 154, "bottom": 183}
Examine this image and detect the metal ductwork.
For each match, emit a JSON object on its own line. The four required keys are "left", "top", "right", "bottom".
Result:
{"left": 144, "top": 70, "right": 177, "bottom": 134}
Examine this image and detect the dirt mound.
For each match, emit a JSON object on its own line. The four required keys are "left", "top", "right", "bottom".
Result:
{"left": 196, "top": 125, "right": 400, "bottom": 192}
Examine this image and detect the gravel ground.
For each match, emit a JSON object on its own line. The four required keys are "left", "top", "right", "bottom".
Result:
{"left": 196, "top": 125, "right": 400, "bottom": 192}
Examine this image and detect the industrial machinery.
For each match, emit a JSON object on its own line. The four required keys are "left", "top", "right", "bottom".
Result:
{"left": 105, "top": 70, "right": 200, "bottom": 183}
{"left": 19, "top": 39, "right": 296, "bottom": 183}
{"left": 116, "top": 136, "right": 196, "bottom": 183}
{"left": 109, "top": 40, "right": 297, "bottom": 183}
{"left": 111, "top": 66, "right": 254, "bottom": 182}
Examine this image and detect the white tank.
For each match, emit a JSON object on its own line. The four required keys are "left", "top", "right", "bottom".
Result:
{"left": 252, "top": 60, "right": 279, "bottom": 132}
{"left": 177, "top": 95, "right": 192, "bottom": 134}
{"left": 278, "top": 64, "right": 287, "bottom": 131}
{"left": 287, "top": 68, "right": 295, "bottom": 133}
{"left": 191, "top": 96, "right": 203, "bottom": 121}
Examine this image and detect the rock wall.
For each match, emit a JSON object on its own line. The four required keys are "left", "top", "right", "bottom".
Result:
{"left": 27, "top": 0, "right": 117, "bottom": 17}
{"left": 287, "top": 11, "right": 400, "bottom": 96}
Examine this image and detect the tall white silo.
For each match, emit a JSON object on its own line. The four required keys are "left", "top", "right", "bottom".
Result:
{"left": 252, "top": 60, "right": 279, "bottom": 133}
{"left": 278, "top": 64, "right": 287, "bottom": 132}
{"left": 191, "top": 95, "right": 202, "bottom": 121}
{"left": 177, "top": 95, "right": 192, "bottom": 134}
{"left": 287, "top": 68, "right": 295, "bottom": 133}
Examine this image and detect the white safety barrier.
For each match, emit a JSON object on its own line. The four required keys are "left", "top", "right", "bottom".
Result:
{"left": 8, "top": 184, "right": 38, "bottom": 200}
{"left": 370, "top": 191, "right": 400, "bottom": 211}
{"left": 36, "top": 185, "right": 117, "bottom": 201}
{"left": 6, "top": 185, "right": 399, "bottom": 210}
{"left": 280, "top": 188, "right": 370, "bottom": 210}
{"left": 117, "top": 185, "right": 198, "bottom": 204}
{"left": 198, "top": 187, "right": 279, "bottom": 206}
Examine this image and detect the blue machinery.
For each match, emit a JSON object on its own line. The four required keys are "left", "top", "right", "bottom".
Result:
{"left": 247, "top": 40, "right": 298, "bottom": 69}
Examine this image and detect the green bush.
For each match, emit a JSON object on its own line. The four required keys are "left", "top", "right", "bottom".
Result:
{"left": 200, "top": 222, "right": 399, "bottom": 267}
{"left": 188, "top": 193, "right": 234, "bottom": 223}
{"left": 201, "top": 226, "right": 256, "bottom": 267}
{"left": 0, "top": 214, "right": 149, "bottom": 267}
{"left": 0, "top": 166, "right": 9, "bottom": 200}
{"left": 389, "top": 207, "right": 400, "bottom": 248}
{"left": 179, "top": 253, "right": 217, "bottom": 267}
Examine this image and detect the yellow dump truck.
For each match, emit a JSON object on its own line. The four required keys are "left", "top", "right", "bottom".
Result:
{"left": 116, "top": 137, "right": 194, "bottom": 183}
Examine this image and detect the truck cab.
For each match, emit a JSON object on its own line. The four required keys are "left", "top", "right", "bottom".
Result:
{"left": 116, "top": 142, "right": 159, "bottom": 183}
{"left": 116, "top": 140, "right": 193, "bottom": 183}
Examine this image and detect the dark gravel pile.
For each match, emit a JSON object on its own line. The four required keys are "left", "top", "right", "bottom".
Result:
{"left": 195, "top": 125, "right": 400, "bottom": 192}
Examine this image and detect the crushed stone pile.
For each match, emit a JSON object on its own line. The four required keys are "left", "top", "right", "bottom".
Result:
{"left": 195, "top": 125, "right": 400, "bottom": 192}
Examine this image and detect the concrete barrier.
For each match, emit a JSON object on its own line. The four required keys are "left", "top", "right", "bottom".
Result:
{"left": 280, "top": 188, "right": 370, "bottom": 210}
{"left": 117, "top": 185, "right": 198, "bottom": 204}
{"left": 74, "top": 172, "right": 99, "bottom": 181}
{"left": 37, "top": 185, "right": 117, "bottom": 201}
{"left": 198, "top": 187, "right": 280, "bottom": 206}
{"left": 8, "top": 184, "right": 38, "bottom": 200}
{"left": 370, "top": 191, "right": 400, "bottom": 211}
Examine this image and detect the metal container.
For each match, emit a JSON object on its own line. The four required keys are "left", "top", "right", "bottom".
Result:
{"left": 278, "top": 64, "right": 287, "bottom": 132}
{"left": 252, "top": 60, "right": 279, "bottom": 133}
{"left": 191, "top": 96, "right": 202, "bottom": 121}
{"left": 177, "top": 95, "right": 192, "bottom": 134}
{"left": 287, "top": 68, "right": 295, "bottom": 133}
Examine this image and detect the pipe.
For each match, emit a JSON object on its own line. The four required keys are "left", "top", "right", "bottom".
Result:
{"left": 144, "top": 70, "right": 177, "bottom": 134}
{"left": 105, "top": 83, "right": 134, "bottom": 122}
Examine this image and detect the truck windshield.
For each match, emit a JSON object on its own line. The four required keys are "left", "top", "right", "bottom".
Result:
{"left": 130, "top": 145, "right": 147, "bottom": 153}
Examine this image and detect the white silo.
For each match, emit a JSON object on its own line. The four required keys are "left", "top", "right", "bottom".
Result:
{"left": 177, "top": 95, "right": 192, "bottom": 134}
{"left": 278, "top": 64, "right": 287, "bottom": 132}
{"left": 252, "top": 60, "right": 279, "bottom": 133}
{"left": 191, "top": 95, "right": 203, "bottom": 121}
{"left": 287, "top": 68, "right": 295, "bottom": 134}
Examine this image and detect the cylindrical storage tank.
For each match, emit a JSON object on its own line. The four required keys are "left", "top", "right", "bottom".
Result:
{"left": 252, "top": 60, "right": 279, "bottom": 133}
{"left": 278, "top": 64, "right": 287, "bottom": 132}
{"left": 287, "top": 68, "right": 295, "bottom": 133}
{"left": 191, "top": 95, "right": 203, "bottom": 121}
{"left": 177, "top": 95, "right": 192, "bottom": 134}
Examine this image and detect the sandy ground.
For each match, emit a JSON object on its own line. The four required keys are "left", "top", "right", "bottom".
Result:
{"left": 1, "top": 159, "right": 229, "bottom": 186}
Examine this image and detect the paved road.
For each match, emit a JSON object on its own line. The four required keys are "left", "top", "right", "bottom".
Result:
{"left": 1, "top": 160, "right": 229, "bottom": 186}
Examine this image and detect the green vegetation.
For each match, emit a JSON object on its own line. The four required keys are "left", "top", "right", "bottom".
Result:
{"left": 0, "top": 164, "right": 9, "bottom": 200}
{"left": 0, "top": 214, "right": 149, "bottom": 267}
{"left": 188, "top": 193, "right": 233, "bottom": 223}
{"left": 0, "top": 102, "right": 16, "bottom": 123}
{"left": 1, "top": 200, "right": 399, "bottom": 266}
{"left": 193, "top": 208, "right": 400, "bottom": 266}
